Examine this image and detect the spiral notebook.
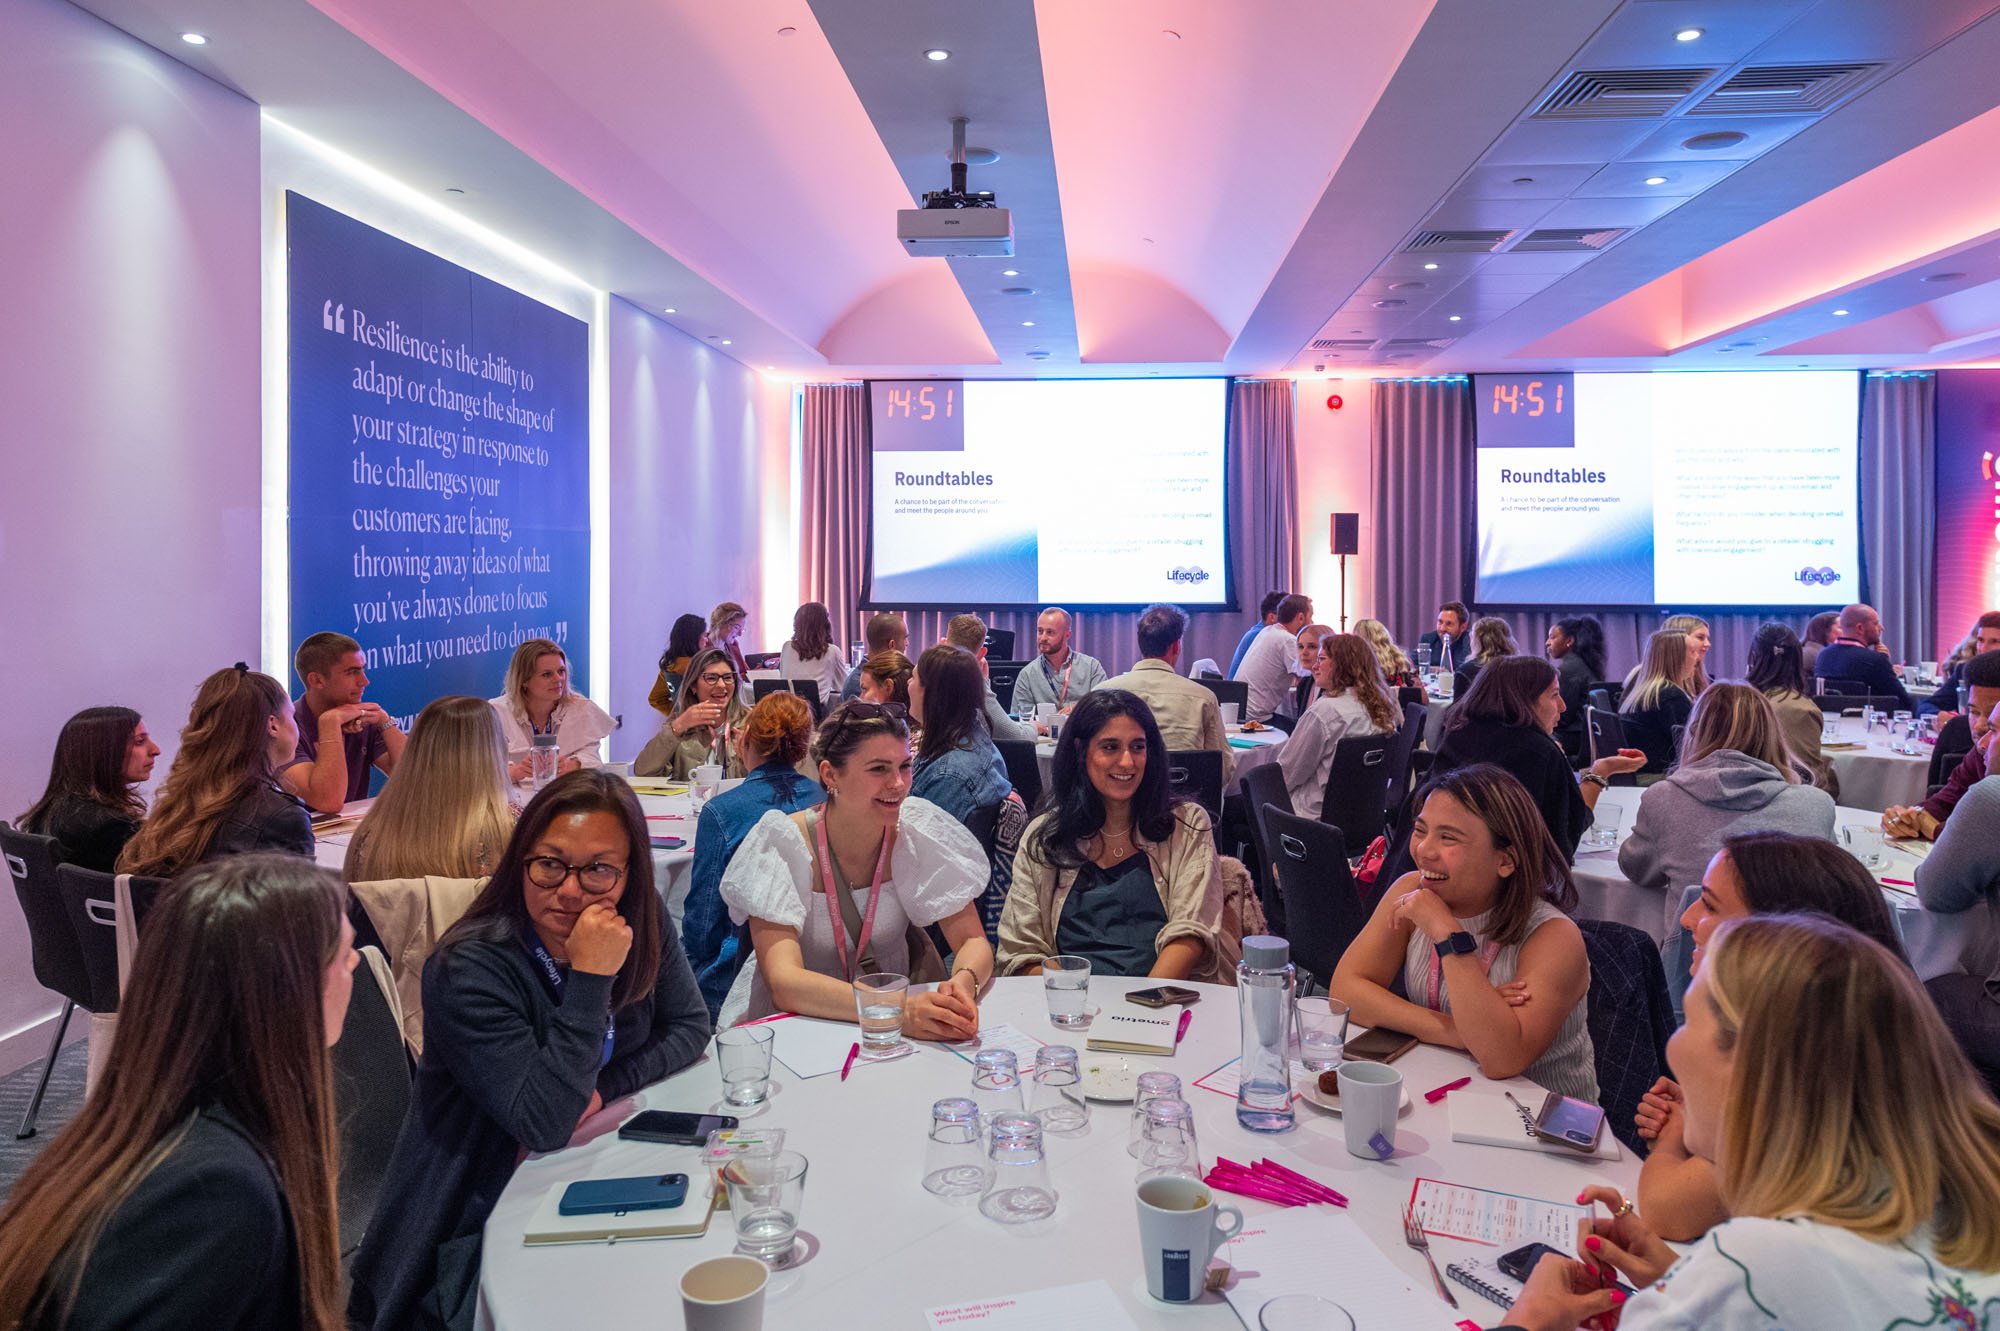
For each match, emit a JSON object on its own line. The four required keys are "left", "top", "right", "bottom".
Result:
{"left": 1444, "top": 1256, "right": 1523, "bottom": 1310}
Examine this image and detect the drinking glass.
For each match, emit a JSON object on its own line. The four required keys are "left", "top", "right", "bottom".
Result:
{"left": 980, "top": 1115, "right": 1057, "bottom": 1223}
{"left": 922, "top": 1097, "right": 991, "bottom": 1199}
{"left": 1042, "top": 955, "right": 1091, "bottom": 1028}
{"left": 528, "top": 737, "right": 560, "bottom": 791}
{"left": 1135, "top": 1096, "right": 1202, "bottom": 1182}
{"left": 1841, "top": 824, "right": 1886, "bottom": 869}
{"left": 1416, "top": 644, "right": 1432, "bottom": 672}
{"left": 1589, "top": 802, "right": 1624, "bottom": 850}
{"left": 852, "top": 972, "right": 910, "bottom": 1059}
{"left": 1027, "top": 1045, "right": 1090, "bottom": 1135}
{"left": 1260, "top": 1295, "right": 1357, "bottom": 1331}
{"left": 1294, "top": 996, "right": 1349, "bottom": 1073}
{"left": 715, "top": 1025, "right": 775, "bottom": 1107}
{"left": 728, "top": 1149, "right": 809, "bottom": 1265}
{"left": 970, "top": 1049, "right": 1023, "bottom": 1130}
{"left": 1894, "top": 709, "right": 1914, "bottom": 734}
{"left": 1127, "top": 1072, "right": 1183, "bottom": 1157}
{"left": 1822, "top": 714, "right": 1841, "bottom": 744}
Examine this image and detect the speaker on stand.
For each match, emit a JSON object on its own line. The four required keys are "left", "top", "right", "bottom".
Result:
{"left": 1331, "top": 513, "right": 1359, "bottom": 632}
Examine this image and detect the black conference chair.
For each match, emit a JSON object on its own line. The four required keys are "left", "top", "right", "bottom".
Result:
{"left": 1237, "top": 764, "right": 1293, "bottom": 927}
{"left": 1587, "top": 706, "right": 1639, "bottom": 786}
{"left": 1165, "top": 750, "right": 1224, "bottom": 822}
{"left": 1380, "top": 703, "right": 1427, "bottom": 816}
{"left": 1816, "top": 675, "right": 1877, "bottom": 698}
{"left": 1585, "top": 687, "right": 1615, "bottom": 718}
{"left": 1818, "top": 693, "right": 1904, "bottom": 714}
{"left": 2, "top": 824, "right": 90, "bottom": 1138}
{"left": 1396, "top": 685, "right": 1427, "bottom": 710}
{"left": 1586, "top": 680, "right": 1624, "bottom": 712}
{"left": 751, "top": 676, "right": 822, "bottom": 719}
{"left": 53, "top": 864, "right": 124, "bottom": 1025}
{"left": 983, "top": 628, "right": 1016, "bottom": 660}
{"left": 985, "top": 661, "right": 1029, "bottom": 709}
{"left": 1195, "top": 677, "right": 1249, "bottom": 718}
{"left": 995, "top": 738, "right": 1043, "bottom": 814}
{"left": 1929, "top": 714, "right": 1973, "bottom": 788}
{"left": 332, "top": 946, "right": 413, "bottom": 1268}
{"left": 1264, "top": 812, "right": 1375, "bottom": 992}
{"left": 1318, "top": 733, "right": 1396, "bottom": 855}
{"left": 126, "top": 873, "right": 169, "bottom": 934}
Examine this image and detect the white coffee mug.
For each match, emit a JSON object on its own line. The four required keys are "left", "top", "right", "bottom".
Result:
{"left": 1135, "top": 1175, "right": 1243, "bottom": 1303}
{"left": 1337, "top": 1060, "right": 1403, "bottom": 1160}
{"left": 681, "top": 1254, "right": 768, "bottom": 1331}
{"left": 1035, "top": 702, "right": 1058, "bottom": 728}
{"left": 1219, "top": 702, "right": 1240, "bottom": 727}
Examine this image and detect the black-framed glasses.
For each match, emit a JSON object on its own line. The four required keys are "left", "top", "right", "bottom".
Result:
{"left": 524, "top": 855, "right": 626, "bottom": 894}
{"left": 696, "top": 671, "right": 737, "bottom": 687}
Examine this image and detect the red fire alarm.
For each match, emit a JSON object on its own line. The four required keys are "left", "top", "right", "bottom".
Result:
{"left": 1326, "top": 394, "right": 1344, "bottom": 410}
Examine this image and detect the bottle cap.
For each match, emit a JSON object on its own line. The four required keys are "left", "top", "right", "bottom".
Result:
{"left": 531, "top": 734, "right": 560, "bottom": 749}
{"left": 1241, "top": 935, "right": 1289, "bottom": 969}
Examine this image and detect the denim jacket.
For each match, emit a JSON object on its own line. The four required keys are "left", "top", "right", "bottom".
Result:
{"left": 683, "top": 762, "right": 825, "bottom": 1018}
{"left": 911, "top": 727, "right": 1012, "bottom": 824}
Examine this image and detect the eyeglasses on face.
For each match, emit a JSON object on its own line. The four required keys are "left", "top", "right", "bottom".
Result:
{"left": 697, "top": 672, "right": 737, "bottom": 687}
{"left": 524, "top": 855, "right": 626, "bottom": 894}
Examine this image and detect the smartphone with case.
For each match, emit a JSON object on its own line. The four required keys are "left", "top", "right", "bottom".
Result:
{"left": 1342, "top": 1025, "right": 1419, "bottom": 1064}
{"left": 617, "top": 1110, "right": 737, "bottom": 1146}
{"left": 558, "top": 1173, "right": 689, "bottom": 1216}
{"left": 1528, "top": 1091, "right": 1606, "bottom": 1152}
{"left": 1125, "top": 986, "right": 1201, "bottom": 1008}
{"left": 1498, "top": 1242, "right": 1634, "bottom": 1298}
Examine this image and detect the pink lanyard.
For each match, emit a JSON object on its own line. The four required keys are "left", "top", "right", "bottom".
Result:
{"left": 1047, "top": 655, "right": 1073, "bottom": 706}
{"left": 1427, "top": 939, "right": 1502, "bottom": 1011}
{"left": 813, "top": 812, "right": 892, "bottom": 981}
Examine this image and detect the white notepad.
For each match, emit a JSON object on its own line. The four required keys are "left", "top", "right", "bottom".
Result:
{"left": 1084, "top": 1010, "right": 1177, "bottom": 1056}
{"left": 1221, "top": 1206, "right": 1458, "bottom": 1328}
{"left": 925, "top": 1279, "right": 1139, "bottom": 1330}
{"left": 522, "top": 1177, "right": 716, "bottom": 1245}
{"left": 1448, "top": 1091, "right": 1621, "bottom": 1161}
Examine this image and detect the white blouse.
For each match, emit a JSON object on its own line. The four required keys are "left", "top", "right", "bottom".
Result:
{"left": 1276, "top": 690, "right": 1391, "bottom": 820}
{"left": 487, "top": 693, "right": 614, "bottom": 767}
{"left": 778, "top": 642, "right": 851, "bottom": 706}
{"left": 718, "top": 797, "right": 985, "bottom": 1024}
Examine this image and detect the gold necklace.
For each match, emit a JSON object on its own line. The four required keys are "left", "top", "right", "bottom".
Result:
{"left": 1096, "top": 823, "right": 1134, "bottom": 862}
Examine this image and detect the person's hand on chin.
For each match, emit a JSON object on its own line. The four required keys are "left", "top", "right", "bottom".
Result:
{"left": 1392, "top": 886, "right": 1458, "bottom": 944}
{"left": 566, "top": 901, "right": 633, "bottom": 977}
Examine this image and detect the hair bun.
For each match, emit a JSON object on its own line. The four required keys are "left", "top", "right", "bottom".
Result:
{"left": 233, "top": 661, "right": 249, "bottom": 673}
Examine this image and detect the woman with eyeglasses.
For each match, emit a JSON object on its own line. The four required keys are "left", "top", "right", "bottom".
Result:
{"left": 718, "top": 700, "right": 994, "bottom": 1034}
{"left": 634, "top": 647, "right": 749, "bottom": 779}
{"left": 348, "top": 771, "right": 709, "bottom": 1331}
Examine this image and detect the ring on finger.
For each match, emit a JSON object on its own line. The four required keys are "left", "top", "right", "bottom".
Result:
{"left": 1614, "top": 1198, "right": 1635, "bottom": 1218}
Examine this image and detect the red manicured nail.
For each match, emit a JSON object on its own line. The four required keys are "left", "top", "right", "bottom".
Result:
{"left": 1611, "top": 1290, "right": 1627, "bottom": 1305}
{"left": 1576, "top": 1191, "right": 1589, "bottom": 1204}
{"left": 1584, "top": 1235, "right": 1602, "bottom": 1251}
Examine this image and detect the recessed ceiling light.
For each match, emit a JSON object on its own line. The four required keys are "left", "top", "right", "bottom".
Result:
{"left": 1001, "top": 269, "right": 1020, "bottom": 277}
{"left": 765, "top": 365, "right": 775, "bottom": 370}
{"left": 1682, "top": 131, "right": 1748, "bottom": 152}
{"left": 1373, "top": 299, "right": 1406, "bottom": 309}
{"left": 1021, "top": 320, "right": 1036, "bottom": 327}
{"left": 662, "top": 307, "right": 676, "bottom": 314}
{"left": 1027, "top": 350, "right": 1051, "bottom": 360}
{"left": 1422, "top": 262, "right": 1439, "bottom": 271}
{"left": 1001, "top": 286, "right": 1036, "bottom": 296}
{"left": 1449, "top": 315, "right": 1462, "bottom": 322}
{"left": 1643, "top": 175, "right": 1669, "bottom": 186}
{"left": 1512, "top": 176, "right": 1535, "bottom": 186}
{"left": 1833, "top": 308, "right": 1850, "bottom": 316}
{"left": 1389, "top": 281, "right": 1426, "bottom": 292}
{"left": 721, "top": 339, "right": 732, "bottom": 345}
{"left": 777, "top": 26, "right": 796, "bottom": 37}
{"left": 1675, "top": 27, "right": 1704, "bottom": 41}
{"left": 924, "top": 47, "right": 950, "bottom": 61}
{"left": 179, "top": 31, "right": 207, "bottom": 45}
{"left": 1923, "top": 271, "right": 1968, "bottom": 283}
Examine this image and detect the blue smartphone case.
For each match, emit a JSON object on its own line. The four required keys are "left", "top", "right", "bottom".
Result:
{"left": 558, "top": 1174, "right": 689, "bottom": 1216}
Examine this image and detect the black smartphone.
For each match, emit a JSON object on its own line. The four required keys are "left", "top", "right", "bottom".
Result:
{"left": 1125, "top": 986, "right": 1201, "bottom": 1008}
{"left": 617, "top": 1110, "right": 737, "bottom": 1146}
{"left": 558, "top": 1173, "right": 688, "bottom": 1216}
{"left": 1529, "top": 1091, "right": 1606, "bottom": 1152}
{"left": 650, "top": 835, "right": 686, "bottom": 850}
{"left": 1498, "top": 1242, "right": 1633, "bottom": 1298}
{"left": 1343, "top": 1025, "right": 1419, "bottom": 1064}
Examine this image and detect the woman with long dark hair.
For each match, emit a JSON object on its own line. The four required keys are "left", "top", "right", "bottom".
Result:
{"left": 1547, "top": 617, "right": 1605, "bottom": 764}
{"left": 19, "top": 706, "right": 159, "bottom": 873}
{"left": 119, "top": 666, "right": 312, "bottom": 877}
{"left": 0, "top": 854, "right": 354, "bottom": 1330}
{"left": 1744, "top": 621, "right": 1829, "bottom": 786}
{"left": 647, "top": 612, "right": 710, "bottom": 717}
{"left": 348, "top": 771, "right": 709, "bottom": 1331}
{"left": 909, "top": 644, "right": 1012, "bottom": 824}
{"left": 997, "top": 689, "right": 1226, "bottom": 981}
{"left": 779, "top": 600, "right": 848, "bottom": 702}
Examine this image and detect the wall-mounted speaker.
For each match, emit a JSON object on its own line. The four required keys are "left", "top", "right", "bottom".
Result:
{"left": 1331, "top": 512, "right": 1360, "bottom": 557}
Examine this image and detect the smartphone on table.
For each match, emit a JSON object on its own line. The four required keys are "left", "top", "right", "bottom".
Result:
{"left": 1125, "top": 986, "right": 1201, "bottom": 1008}
{"left": 1498, "top": 1241, "right": 1634, "bottom": 1299}
{"left": 617, "top": 1110, "right": 737, "bottom": 1146}
{"left": 558, "top": 1173, "right": 688, "bottom": 1216}
{"left": 1342, "top": 1025, "right": 1419, "bottom": 1063}
{"left": 1522, "top": 1091, "right": 1606, "bottom": 1152}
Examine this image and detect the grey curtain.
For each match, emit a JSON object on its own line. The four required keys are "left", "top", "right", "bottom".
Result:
{"left": 800, "top": 383, "right": 870, "bottom": 644}
{"left": 1368, "top": 372, "right": 1934, "bottom": 682}
{"left": 811, "top": 378, "right": 1300, "bottom": 674}
{"left": 1860, "top": 371, "right": 1935, "bottom": 662}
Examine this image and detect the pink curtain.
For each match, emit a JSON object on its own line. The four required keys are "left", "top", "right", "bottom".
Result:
{"left": 800, "top": 383, "right": 870, "bottom": 645}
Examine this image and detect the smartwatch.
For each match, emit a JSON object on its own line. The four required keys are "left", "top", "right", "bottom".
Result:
{"left": 1434, "top": 930, "right": 1478, "bottom": 962}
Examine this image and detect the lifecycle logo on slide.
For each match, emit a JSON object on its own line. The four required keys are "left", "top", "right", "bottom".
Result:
{"left": 1795, "top": 566, "right": 1841, "bottom": 586}
{"left": 1167, "top": 566, "right": 1211, "bottom": 585}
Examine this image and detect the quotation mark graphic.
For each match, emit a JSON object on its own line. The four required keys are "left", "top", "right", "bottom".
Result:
{"left": 321, "top": 300, "right": 346, "bottom": 334}
{"left": 1794, "top": 566, "right": 1840, "bottom": 586}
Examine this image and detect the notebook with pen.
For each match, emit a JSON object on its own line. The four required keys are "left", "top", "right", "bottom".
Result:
{"left": 1085, "top": 1010, "right": 1178, "bottom": 1056}
{"left": 1448, "top": 1092, "right": 1621, "bottom": 1161}
{"left": 1444, "top": 1255, "right": 1524, "bottom": 1309}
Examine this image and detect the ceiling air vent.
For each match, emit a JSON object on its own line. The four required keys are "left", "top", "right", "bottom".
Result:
{"left": 1384, "top": 337, "right": 1456, "bottom": 350}
{"left": 1686, "top": 63, "right": 1881, "bottom": 115}
{"left": 1532, "top": 67, "right": 1717, "bottom": 120}
{"left": 1404, "top": 229, "right": 1513, "bottom": 253}
{"left": 1309, "top": 338, "right": 1376, "bottom": 351}
{"left": 1511, "top": 227, "right": 1627, "bottom": 253}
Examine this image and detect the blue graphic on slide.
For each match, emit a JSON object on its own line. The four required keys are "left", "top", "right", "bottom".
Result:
{"left": 287, "top": 192, "right": 589, "bottom": 723}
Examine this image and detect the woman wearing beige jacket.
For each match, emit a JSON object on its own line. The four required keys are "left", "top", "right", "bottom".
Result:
{"left": 997, "top": 689, "right": 1228, "bottom": 982}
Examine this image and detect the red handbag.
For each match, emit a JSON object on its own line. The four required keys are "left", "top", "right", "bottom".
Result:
{"left": 1354, "top": 835, "right": 1388, "bottom": 886}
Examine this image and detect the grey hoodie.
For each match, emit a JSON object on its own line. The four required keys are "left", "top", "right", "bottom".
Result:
{"left": 1617, "top": 748, "right": 1837, "bottom": 938}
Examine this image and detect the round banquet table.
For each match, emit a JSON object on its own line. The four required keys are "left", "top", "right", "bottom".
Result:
{"left": 1034, "top": 726, "right": 1288, "bottom": 798}
{"left": 1817, "top": 712, "right": 1932, "bottom": 813}
{"left": 1569, "top": 786, "right": 1998, "bottom": 984}
{"left": 476, "top": 975, "right": 1645, "bottom": 1329}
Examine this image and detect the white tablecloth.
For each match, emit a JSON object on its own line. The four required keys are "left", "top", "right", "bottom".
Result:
{"left": 1034, "top": 727, "right": 1287, "bottom": 798}
{"left": 1819, "top": 713, "right": 1932, "bottom": 814}
{"left": 477, "top": 975, "right": 1644, "bottom": 1329}
{"left": 1570, "top": 787, "right": 1997, "bottom": 983}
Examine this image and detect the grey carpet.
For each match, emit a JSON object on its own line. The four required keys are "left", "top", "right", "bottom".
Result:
{"left": 0, "top": 1037, "right": 89, "bottom": 1201}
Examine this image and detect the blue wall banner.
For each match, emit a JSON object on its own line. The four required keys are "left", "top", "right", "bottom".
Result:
{"left": 286, "top": 192, "right": 589, "bottom": 724}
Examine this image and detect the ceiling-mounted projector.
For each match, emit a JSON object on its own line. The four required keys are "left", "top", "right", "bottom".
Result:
{"left": 899, "top": 116, "right": 1013, "bottom": 258}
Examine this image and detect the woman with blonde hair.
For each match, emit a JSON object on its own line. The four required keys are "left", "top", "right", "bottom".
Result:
{"left": 1277, "top": 633, "right": 1400, "bottom": 820}
{"left": 345, "top": 695, "right": 514, "bottom": 882}
{"left": 1624, "top": 612, "right": 1713, "bottom": 694}
{"left": 1354, "top": 617, "right": 1418, "bottom": 689}
{"left": 1617, "top": 683, "right": 1834, "bottom": 937}
{"left": 487, "top": 638, "right": 612, "bottom": 780}
{"left": 709, "top": 600, "right": 750, "bottom": 678}
{"left": 635, "top": 646, "right": 749, "bottom": 779}
{"left": 119, "top": 666, "right": 312, "bottom": 877}
{"left": 1618, "top": 630, "right": 1699, "bottom": 772}
{"left": 0, "top": 855, "right": 355, "bottom": 1330}
{"left": 1502, "top": 914, "right": 2000, "bottom": 1330}
{"left": 778, "top": 600, "right": 848, "bottom": 702}
{"left": 857, "top": 648, "right": 915, "bottom": 708}
{"left": 1453, "top": 616, "right": 1518, "bottom": 697}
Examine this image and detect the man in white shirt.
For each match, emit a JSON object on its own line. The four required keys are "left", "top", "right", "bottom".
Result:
{"left": 1098, "top": 604, "right": 1233, "bottom": 780}
{"left": 1011, "top": 607, "right": 1107, "bottom": 714}
{"left": 1233, "top": 593, "right": 1313, "bottom": 725}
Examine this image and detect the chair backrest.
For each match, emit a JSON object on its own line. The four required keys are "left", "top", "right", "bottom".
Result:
{"left": 1396, "top": 685, "right": 1427, "bottom": 709}
{"left": 985, "top": 660, "right": 1029, "bottom": 708}
{"left": 960, "top": 801, "right": 1003, "bottom": 859}
{"left": 1189, "top": 658, "right": 1221, "bottom": 680}
{"left": 1586, "top": 707, "right": 1641, "bottom": 787}
{"left": 1318, "top": 733, "right": 1396, "bottom": 852}
{"left": 1929, "top": 713, "right": 1973, "bottom": 788}
{"left": 1577, "top": 919, "right": 1675, "bottom": 1156}
{"left": 983, "top": 627, "right": 1017, "bottom": 660}
{"left": 1452, "top": 666, "right": 1476, "bottom": 700}
{"left": 1816, "top": 675, "right": 1871, "bottom": 697}
{"left": 1263, "top": 811, "right": 1373, "bottom": 992}
{"left": 751, "top": 676, "right": 822, "bottom": 719}
{"left": 1, "top": 822, "right": 92, "bottom": 1007}
{"left": 125, "top": 874, "right": 168, "bottom": 934}
{"left": 1585, "top": 687, "right": 1614, "bottom": 717}
{"left": 1380, "top": 705, "right": 1427, "bottom": 815}
{"left": 1586, "top": 680, "right": 1624, "bottom": 711}
{"left": 994, "top": 738, "right": 1043, "bottom": 814}
{"left": 1195, "top": 677, "right": 1248, "bottom": 715}
{"left": 1236, "top": 765, "right": 1293, "bottom": 925}
{"left": 347, "top": 875, "right": 487, "bottom": 1054}
{"left": 53, "top": 864, "right": 123, "bottom": 1014}
{"left": 1820, "top": 695, "right": 1904, "bottom": 714}
{"left": 1164, "top": 749, "right": 1224, "bottom": 821}
{"left": 332, "top": 945, "right": 414, "bottom": 1264}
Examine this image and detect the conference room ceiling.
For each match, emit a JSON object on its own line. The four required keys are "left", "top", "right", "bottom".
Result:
{"left": 67, "top": 0, "right": 2000, "bottom": 379}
